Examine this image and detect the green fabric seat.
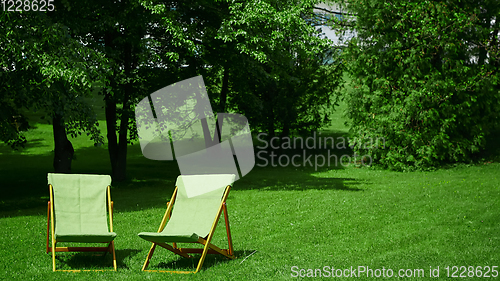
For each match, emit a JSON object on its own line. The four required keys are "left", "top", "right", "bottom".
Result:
{"left": 138, "top": 174, "right": 237, "bottom": 273}
{"left": 47, "top": 173, "right": 117, "bottom": 271}
{"left": 138, "top": 174, "right": 233, "bottom": 243}
{"left": 49, "top": 173, "right": 117, "bottom": 242}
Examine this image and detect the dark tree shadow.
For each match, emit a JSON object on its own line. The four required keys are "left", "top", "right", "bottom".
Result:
{"left": 0, "top": 138, "right": 49, "bottom": 154}
{"left": 0, "top": 140, "right": 367, "bottom": 216}
{"left": 235, "top": 166, "right": 364, "bottom": 192}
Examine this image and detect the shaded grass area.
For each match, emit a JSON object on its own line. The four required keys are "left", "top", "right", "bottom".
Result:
{"left": 1, "top": 106, "right": 499, "bottom": 280}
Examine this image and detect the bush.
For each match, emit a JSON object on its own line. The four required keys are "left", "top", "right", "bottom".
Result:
{"left": 341, "top": 0, "right": 500, "bottom": 170}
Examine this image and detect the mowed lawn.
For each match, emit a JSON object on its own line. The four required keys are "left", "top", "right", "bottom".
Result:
{"left": 1, "top": 111, "right": 499, "bottom": 280}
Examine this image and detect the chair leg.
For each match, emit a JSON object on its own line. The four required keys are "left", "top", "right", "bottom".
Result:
{"left": 223, "top": 203, "right": 234, "bottom": 256}
{"left": 107, "top": 242, "right": 113, "bottom": 255}
{"left": 195, "top": 246, "right": 210, "bottom": 273}
{"left": 46, "top": 202, "right": 50, "bottom": 254}
{"left": 142, "top": 243, "right": 157, "bottom": 271}
{"left": 194, "top": 194, "right": 231, "bottom": 273}
{"left": 195, "top": 239, "right": 212, "bottom": 273}
{"left": 110, "top": 241, "right": 117, "bottom": 271}
{"left": 52, "top": 240, "right": 56, "bottom": 272}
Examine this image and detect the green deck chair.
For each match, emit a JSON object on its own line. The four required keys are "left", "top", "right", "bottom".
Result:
{"left": 46, "top": 173, "right": 117, "bottom": 272}
{"left": 139, "top": 174, "right": 236, "bottom": 273}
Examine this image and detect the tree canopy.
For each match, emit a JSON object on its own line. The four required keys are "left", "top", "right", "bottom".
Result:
{"left": 336, "top": 0, "right": 500, "bottom": 170}
{"left": 1, "top": 0, "right": 341, "bottom": 178}
{"left": 1, "top": 11, "right": 105, "bottom": 171}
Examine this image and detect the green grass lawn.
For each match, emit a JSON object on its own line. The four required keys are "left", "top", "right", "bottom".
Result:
{"left": 1, "top": 107, "right": 499, "bottom": 280}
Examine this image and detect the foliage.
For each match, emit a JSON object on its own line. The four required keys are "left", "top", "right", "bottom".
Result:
{"left": 338, "top": 0, "right": 500, "bottom": 170}
{"left": 141, "top": 0, "right": 345, "bottom": 139}
{"left": 3, "top": 0, "right": 342, "bottom": 176}
{"left": 50, "top": 0, "right": 172, "bottom": 179}
{"left": 0, "top": 12, "right": 105, "bottom": 148}
{"left": 217, "top": 0, "right": 344, "bottom": 137}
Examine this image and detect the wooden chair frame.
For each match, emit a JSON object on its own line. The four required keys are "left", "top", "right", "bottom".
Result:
{"left": 46, "top": 184, "right": 117, "bottom": 272}
{"left": 142, "top": 185, "right": 235, "bottom": 273}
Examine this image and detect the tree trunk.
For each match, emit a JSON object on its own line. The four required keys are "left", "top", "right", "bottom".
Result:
{"left": 115, "top": 87, "right": 130, "bottom": 181}
{"left": 105, "top": 91, "right": 119, "bottom": 178}
{"left": 104, "top": 32, "right": 133, "bottom": 182}
{"left": 219, "top": 66, "right": 230, "bottom": 113}
{"left": 201, "top": 118, "right": 217, "bottom": 148}
{"left": 104, "top": 87, "right": 130, "bottom": 182}
{"left": 265, "top": 89, "right": 276, "bottom": 139}
{"left": 199, "top": 66, "right": 231, "bottom": 149}
{"left": 213, "top": 66, "right": 230, "bottom": 144}
{"left": 52, "top": 113, "right": 74, "bottom": 173}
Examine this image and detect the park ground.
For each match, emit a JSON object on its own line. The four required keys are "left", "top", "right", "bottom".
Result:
{"left": 0, "top": 102, "right": 499, "bottom": 280}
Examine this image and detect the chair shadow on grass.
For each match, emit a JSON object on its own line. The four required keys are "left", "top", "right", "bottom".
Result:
{"left": 116, "top": 249, "right": 143, "bottom": 269}
{"left": 54, "top": 248, "right": 141, "bottom": 271}
{"left": 54, "top": 251, "right": 115, "bottom": 271}
{"left": 150, "top": 249, "right": 252, "bottom": 272}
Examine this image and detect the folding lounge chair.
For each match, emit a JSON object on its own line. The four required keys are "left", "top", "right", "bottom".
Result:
{"left": 138, "top": 174, "right": 236, "bottom": 273}
{"left": 46, "top": 173, "right": 117, "bottom": 272}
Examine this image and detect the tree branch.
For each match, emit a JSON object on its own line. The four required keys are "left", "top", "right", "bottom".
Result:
{"left": 313, "top": 6, "right": 357, "bottom": 16}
